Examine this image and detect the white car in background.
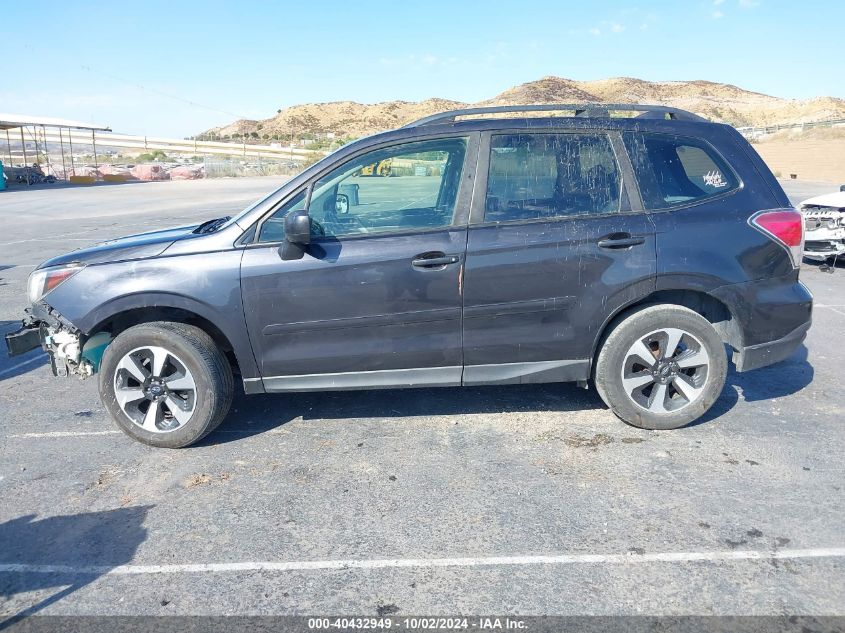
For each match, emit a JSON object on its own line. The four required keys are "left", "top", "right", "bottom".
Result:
{"left": 800, "top": 187, "right": 845, "bottom": 262}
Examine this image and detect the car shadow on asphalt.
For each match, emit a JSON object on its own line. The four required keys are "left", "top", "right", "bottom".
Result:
{"left": 0, "top": 506, "right": 152, "bottom": 628}
{"left": 695, "top": 344, "right": 814, "bottom": 425}
{"left": 207, "top": 344, "right": 815, "bottom": 443}
{"left": 204, "top": 380, "right": 605, "bottom": 444}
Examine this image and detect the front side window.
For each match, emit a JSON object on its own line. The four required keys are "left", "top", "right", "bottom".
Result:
{"left": 485, "top": 133, "right": 622, "bottom": 222}
{"left": 623, "top": 132, "right": 739, "bottom": 210}
{"left": 257, "top": 190, "right": 307, "bottom": 243}
{"left": 264, "top": 138, "right": 468, "bottom": 243}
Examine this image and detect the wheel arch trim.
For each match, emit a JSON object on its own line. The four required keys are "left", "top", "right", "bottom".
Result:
{"left": 76, "top": 292, "right": 259, "bottom": 379}
{"left": 590, "top": 287, "right": 744, "bottom": 367}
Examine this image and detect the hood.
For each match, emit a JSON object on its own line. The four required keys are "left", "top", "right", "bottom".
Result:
{"left": 799, "top": 191, "right": 845, "bottom": 211}
{"left": 39, "top": 223, "right": 200, "bottom": 268}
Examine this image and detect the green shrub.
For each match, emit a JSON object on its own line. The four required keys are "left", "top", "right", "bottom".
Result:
{"left": 299, "top": 151, "right": 323, "bottom": 169}
{"left": 136, "top": 150, "right": 168, "bottom": 162}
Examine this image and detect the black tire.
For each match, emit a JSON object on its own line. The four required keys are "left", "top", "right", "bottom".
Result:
{"left": 99, "top": 322, "right": 233, "bottom": 448}
{"left": 594, "top": 305, "right": 727, "bottom": 430}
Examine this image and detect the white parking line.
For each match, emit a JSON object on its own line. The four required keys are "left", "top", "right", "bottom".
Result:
{"left": 0, "top": 354, "right": 46, "bottom": 379}
{"left": 9, "top": 431, "right": 120, "bottom": 439}
{"left": 816, "top": 304, "right": 845, "bottom": 317}
{"left": 7, "top": 429, "right": 289, "bottom": 439}
{"left": 1, "top": 547, "right": 843, "bottom": 576}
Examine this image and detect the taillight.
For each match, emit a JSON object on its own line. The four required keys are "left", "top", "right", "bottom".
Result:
{"left": 749, "top": 209, "right": 804, "bottom": 269}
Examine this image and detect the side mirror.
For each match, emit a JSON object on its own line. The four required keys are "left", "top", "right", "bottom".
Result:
{"left": 279, "top": 210, "right": 311, "bottom": 261}
{"left": 335, "top": 193, "right": 349, "bottom": 214}
{"left": 339, "top": 183, "right": 359, "bottom": 206}
{"left": 284, "top": 209, "right": 311, "bottom": 245}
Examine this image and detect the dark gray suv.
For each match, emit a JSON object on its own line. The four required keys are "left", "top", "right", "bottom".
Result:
{"left": 5, "top": 104, "right": 812, "bottom": 447}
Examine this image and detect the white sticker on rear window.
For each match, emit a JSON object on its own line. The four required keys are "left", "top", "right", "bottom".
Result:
{"left": 703, "top": 170, "right": 727, "bottom": 188}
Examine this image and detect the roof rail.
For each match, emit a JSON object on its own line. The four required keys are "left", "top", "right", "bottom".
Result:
{"left": 403, "top": 103, "right": 707, "bottom": 127}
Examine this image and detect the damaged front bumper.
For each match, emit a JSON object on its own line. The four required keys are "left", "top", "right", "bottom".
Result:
{"left": 803, "top": 211, "right": 845, "bottom": 262}
{"left": 803, "top": 239, "right": 845, "bottom": 262}
{"left": 4, "top": 305, "right": 99, "bottom": 378}
{"left": 5, "top": 322, "right": 42, "bottom": 356}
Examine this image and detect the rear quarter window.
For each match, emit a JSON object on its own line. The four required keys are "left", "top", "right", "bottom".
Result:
{"left": 623, "top": 132, "right": 739, "bottom": 210}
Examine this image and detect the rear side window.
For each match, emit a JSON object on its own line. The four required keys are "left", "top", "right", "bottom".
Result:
{"left": 485, "top": 133, "right": 622, "bottom": 222}
{"left": 623, "top": 132, "right": 739, "bottom": 210}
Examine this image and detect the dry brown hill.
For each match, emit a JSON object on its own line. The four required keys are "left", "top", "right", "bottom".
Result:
{"left": 204, "top": 76, "right": 845, "bottom": 139}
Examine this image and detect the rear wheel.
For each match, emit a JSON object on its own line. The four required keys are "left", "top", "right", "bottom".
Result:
{"left": 99, "top": 322, "right": 233, "bottom": 448}
{"left": 594, "top": 305, "right": 727, "bottom": 430}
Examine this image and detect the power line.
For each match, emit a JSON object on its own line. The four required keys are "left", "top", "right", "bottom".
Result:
{"left": 79, "top": 64, "right": 251, "bottom": 121}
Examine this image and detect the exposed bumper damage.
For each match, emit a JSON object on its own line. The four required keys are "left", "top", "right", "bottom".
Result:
{"left": 3, "top": 304, "right": 109, "bottom": 378}
{"left": 4, "top": 322, "right": 41, "bottom": 357}
{"left": 800, "top": 193, "right": 845, "bottom": 262}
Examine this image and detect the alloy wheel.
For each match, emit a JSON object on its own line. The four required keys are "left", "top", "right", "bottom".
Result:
{"left": 620, "top": 328, "right": 710, "bottom": 414}
{"left": 113, "top": 346, "right": 197, "bottom": 433}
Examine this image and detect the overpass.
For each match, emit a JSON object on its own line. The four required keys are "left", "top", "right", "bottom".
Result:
{"left": 2, "top": 113, "right": 328, "bottom": 173}
{"left": 32, "top": 130, "right": 325, "bottom": 161}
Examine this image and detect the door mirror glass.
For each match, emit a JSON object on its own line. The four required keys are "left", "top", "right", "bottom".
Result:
{"left": 338, "top": 183, "right": 359, "bottom": 206}
{"left": 335, "top": 193, "right": 350, "bottom": 214}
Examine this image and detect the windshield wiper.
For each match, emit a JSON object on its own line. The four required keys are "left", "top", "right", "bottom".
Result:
{"left": 193, "top": 216, "right": 231, "bottom": 234}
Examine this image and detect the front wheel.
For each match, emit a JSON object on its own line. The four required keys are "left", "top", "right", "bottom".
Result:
{"left": 99, "top": 322, "right": 233, "bottom": 448}
{"left": 594, "top": 305, "right": 728, "bottom": 430}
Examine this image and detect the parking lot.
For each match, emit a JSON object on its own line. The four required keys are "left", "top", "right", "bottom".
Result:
{"left": 0, "top": 177, "right": 843, "bottom": 618}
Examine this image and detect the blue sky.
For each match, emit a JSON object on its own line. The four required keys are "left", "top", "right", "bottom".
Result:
{"left": 2, "top": 0, "right": 841, "bottom": 137}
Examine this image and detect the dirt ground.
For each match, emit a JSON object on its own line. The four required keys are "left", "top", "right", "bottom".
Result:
{"left": 753, "top": 134, "right": 845, "bottom": 184}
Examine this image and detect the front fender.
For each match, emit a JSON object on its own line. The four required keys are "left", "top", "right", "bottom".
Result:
{"left": 41, "top": 251, "right": 259, "bottom": 379}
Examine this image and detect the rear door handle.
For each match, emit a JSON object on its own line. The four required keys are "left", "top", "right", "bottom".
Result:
{"left": 597, "top": 234, "right": 646, "bottom": 249}
{"left": 412, "top": 252, "right": 461, "bottom": 268}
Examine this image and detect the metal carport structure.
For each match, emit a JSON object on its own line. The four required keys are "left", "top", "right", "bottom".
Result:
{"left": 0, "top": 113, "right": 111, "bottom": 183}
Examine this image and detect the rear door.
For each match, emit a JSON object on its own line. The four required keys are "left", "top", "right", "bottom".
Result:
{"left": 461, "top": 130, "right": 656, "bottom": 384}
{"left": 240, "top": 135, "right": 478, "bottom": 390}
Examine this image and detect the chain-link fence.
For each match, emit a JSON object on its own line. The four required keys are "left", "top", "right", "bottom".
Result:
{"left": 203, "top": 156, "right": 302, "bottom": 178}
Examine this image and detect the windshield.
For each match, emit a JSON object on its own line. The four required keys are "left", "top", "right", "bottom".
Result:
{"left": 224, "top": 189, "right": 284, "bottom": 229}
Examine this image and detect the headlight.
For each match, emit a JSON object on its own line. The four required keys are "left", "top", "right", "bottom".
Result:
{"left": 27, "top": 264, "right": 85, "bottom": 303}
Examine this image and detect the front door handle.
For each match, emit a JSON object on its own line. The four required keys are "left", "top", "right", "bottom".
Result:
{"left": 597, "top": 233, "right": 646, "bottom": 249}
{"left": 411, "top": 252, "right": 461, "bottom": 268}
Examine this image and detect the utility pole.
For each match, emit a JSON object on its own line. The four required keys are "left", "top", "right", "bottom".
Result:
{"left": 92, "top": 130, "right": 98, "bottom": 170}
{"left": 59, "top": 128, "right": 68, "bottom": 179}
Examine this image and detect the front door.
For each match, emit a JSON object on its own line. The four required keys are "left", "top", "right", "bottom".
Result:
{"left": 462, "top": 130, "right": 657, "bottom": 384}
{"left": 241, "top": 135, "right": 477, "bottom": 391}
